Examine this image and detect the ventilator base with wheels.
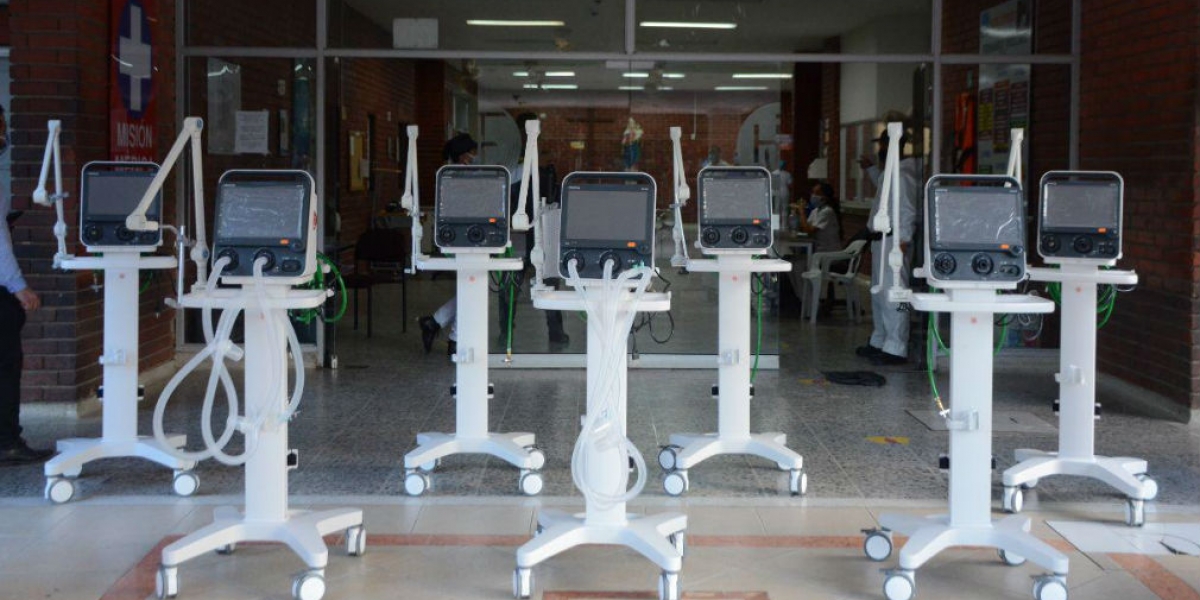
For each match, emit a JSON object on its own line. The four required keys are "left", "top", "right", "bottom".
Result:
{"left": 44, "top": 435, "right": 197, "bottom": 504}
{"left": 865, "top": 513, "right": 1069, "bottom": 600}
{"left": 44, "top": 253, "right": 195, "bottom": 503}
{"left": 660, "top": 254, "right": 805, "bottom": 496}
{"left": 868, "top": 290, "right": 1067, "bottom": 600}
{"left": 514, "top": 509, "right": 688, "bottom": 600}
{"left": 404, "top": 253, "right": 542, "bottom": 496}
{"left": 1003, "top": 266, "right": 1155, "bottom": 526}
{"left": 518, "top": 289, "right": 686, "bottom": 600}
{"left": 404, "top": 431, "right": 545, "bottom": 496}
{"left": 157, "top": 506, "right": 365, "bottom": 600}
{"left": 159, "top": 289, "right": 363, "bottom": 600}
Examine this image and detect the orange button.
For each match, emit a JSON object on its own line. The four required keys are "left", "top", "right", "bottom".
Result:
{"left": 627, "top": 242, "right": 636, "bottom": 248}
{"left": 1098, "top": 227, "right": 1107, "bottom": 233}
{"left": 489, "top": 218, "right": 497, "bottom": 223}
{"left": 752, "top": 219, "right": 761, "bottom": 224}
{"left": 280, "top": 239, "right": 290, "bottom": 245}
{"left": 1000, "top": 244, "right": 1009, "bottom": 250}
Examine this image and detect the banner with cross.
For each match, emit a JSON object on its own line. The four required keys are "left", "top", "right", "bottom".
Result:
{"left": 109, "top": 0, "right": 158, "bottom": 162}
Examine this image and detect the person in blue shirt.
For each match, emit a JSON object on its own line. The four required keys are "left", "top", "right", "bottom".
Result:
{"left": 1, "top": 184, "right": 53, "bottom": 465}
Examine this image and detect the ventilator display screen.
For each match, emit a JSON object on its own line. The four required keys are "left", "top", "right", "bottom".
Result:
{"left": 1043, "top": 181, "right": 1119, "bottom": 230}
{"left": 84, "top": 171, "right": 159, "bottom": 218}
{"left": 216, "top": 182, "right": 308, "bottom": 240}
{"left": 563, "top": 188, "right": 650, "bottom": 242}
{"left": 933, "top": 187, "right": 1023, "bottom": 247}
{"left": 437, "top": 170, "right": 508, "bottom": 219}
{"left": 701, "top": 174, "right": 771, "bottom": 221}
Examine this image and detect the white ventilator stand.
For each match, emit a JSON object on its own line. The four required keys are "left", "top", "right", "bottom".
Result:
{"left": 657, "top": 127, "right": 806, "bottom": 496}
{"left": 401, "top": 125, "right": 545, "bottom": 496}
{"left": 862, "top": 126, "right": 1070, "bottom": 600}
{"left": 518, "top": 284, "right": 686, "bottom": 600}
{"left": 1002, "top": 174, "right": 1155, "bottom": 527}
{"left": 155, "top": 287, "right": 364, "bottom": 600}
{"left": 33, "top": 121, "right": 196, "bottom": 504}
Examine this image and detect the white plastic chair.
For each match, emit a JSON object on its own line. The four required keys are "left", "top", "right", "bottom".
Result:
{"left": 800, "top": 239, "right": 867, "bottom": 323}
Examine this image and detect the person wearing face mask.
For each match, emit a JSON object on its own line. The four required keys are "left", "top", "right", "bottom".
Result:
{"left": 855, "top": 116, "right": 920, "bottom": 367}
{"left": 418, "top": 133, "right": 478, "bottom": 356}
{"left": 794, "top": 182, "right": 841, "bottom": 253}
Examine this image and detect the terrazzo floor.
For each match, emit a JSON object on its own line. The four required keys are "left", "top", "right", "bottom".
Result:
{"left": 2, "top": 262, "right": 1198, "bottom": 599}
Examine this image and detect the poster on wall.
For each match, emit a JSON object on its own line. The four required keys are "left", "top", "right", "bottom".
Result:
{"left": 109, "top": 0, "right": 158, "bottom": 161}
{"left": 978, "top": 0, "right": 1032, "bottom": 178}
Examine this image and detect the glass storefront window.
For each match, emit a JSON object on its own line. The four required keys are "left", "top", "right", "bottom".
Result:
{"left": 330, "top": 0, "right": 626, "bottom": 52}
{"left": 187, "top": 1, "right": 316, "bottom": 47}
{"left": 635, "top": 0, "right": 932, "bottom": 55}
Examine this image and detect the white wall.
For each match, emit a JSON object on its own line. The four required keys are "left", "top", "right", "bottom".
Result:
{"left": 839, "top": 14, "right": 931, "bottom": 123}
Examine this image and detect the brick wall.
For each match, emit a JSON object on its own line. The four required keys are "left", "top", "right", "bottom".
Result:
{"left": 1077, "top": 0, "right": 1200, "bottom": 410}
{"left": 8, "top": 0, "right": 178, "bottom": 403}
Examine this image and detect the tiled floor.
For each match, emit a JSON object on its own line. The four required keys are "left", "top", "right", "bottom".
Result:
{"left": 2, "top": 267, "right": 1199, "bottom": 600}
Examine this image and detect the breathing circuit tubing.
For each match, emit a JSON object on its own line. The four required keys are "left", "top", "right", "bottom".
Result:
{"left": 564, "top": 258, "right": 654, "bottom": 510}
{"left": 153, "top": 255, "right": 306, "bottom": 466}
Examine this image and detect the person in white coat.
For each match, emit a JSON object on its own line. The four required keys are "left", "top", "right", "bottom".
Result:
{"left": 856, "top": 124, "right": 920, "bottom": 366}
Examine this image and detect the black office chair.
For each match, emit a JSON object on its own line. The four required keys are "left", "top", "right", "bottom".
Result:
{"left": 341, "top": 227, "right": 409, "bottom": 337}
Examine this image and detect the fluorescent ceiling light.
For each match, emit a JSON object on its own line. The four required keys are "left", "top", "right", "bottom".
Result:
{"left": 618, "top": 86, "right": 644, "bottom": 91}
{"left": 640, "top": 21, "right": 737, "bottom": 30}
{"left": 662, "top": 73, "right": 686, "bottom": 79}
{"left": 622, "top": 72, "right": 650, "bottom": 78}
{"left": 732, "top": 73, "right": 792, "bottom": 79}
{"left": 513, "top": 71, "right": 575, "bottom": 77}
{"left": 467, "top": 19, "right": 564, "bottom": 27}
{"left": 715, "top": 86, "right": 768, "bottom": 91}
{"left": 525, "top": 83, "right": 578, "bottom": 90}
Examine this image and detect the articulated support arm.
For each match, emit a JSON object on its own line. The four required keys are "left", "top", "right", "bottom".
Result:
{"left": 870, "top": 122, "right": 911, "bottom": 303}
{"left": 400, "top": 125, "right": 422, "bottom": 273}
{"left": 126, "top": 117, "right": 210, "bottom": 288}
{"left": 32, "top": 120, "right": 72, "bottom": 267}
{"left": 1006, "top": 128, "right": 1025, "bottom": 182}
{"left": 515, "top": 120, "right": 551, "bottom": 291}
{"left": 669, "top": 126, "right": 691, "bottom": 267}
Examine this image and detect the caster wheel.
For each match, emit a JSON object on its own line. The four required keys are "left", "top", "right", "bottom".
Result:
{"left": 513, "top": 567, "right": 533, "bottom": 599}
{"left": 404, "top": 471, "right": 430, "bottom": 496}
{"left": 658, "top": 446, "right": 680, "bottom": 471}
{"left": 1000, "top": 549, "right": 1027, "bottom": 566}
{"left": 155, "top": 565, "right": 178, "bottom": 599}
{"left": 657, "top": 571, "right": 680, "bottom": 600}
{"left": 863, "top": 529, "right": 893, "bottom": 562}
{"left": 216, "top": 543, "right": 237, "bottom": 555}
{"left": 1136, "top": 474, "right": 1158, "bottom": 501}
{"left": 1021, "top": 478, "right": 1040, "bottom": 490}
{"left": 519, "top": 471, "right": 544, "bottom": 496}
{"left": 663, "top": 470, "right": 688, "bottom": 497}
{"left": 45, "top": 477, "right": 75, "bottom": 504}
{"left": 346, "top": 525, "right": 367, "bottom": 556}
{"left": 1033, "top": 575, "right": 1068, "bottom": 600}
{"left": 525, "top": 447, "right": 546, "bottom": 470}
{"left": 1003, "top": 486, "right": 1024, "bottom": 513}
{"left": 416, "top": 459, "right": 440, "bottom": 473}
{"left": 172, "top": 471, "right": 199, "bottom": 497}
{"left": 292, "top": 570, "right": 326, "bottom": 600}
{"left": 789, "top": 469, "right": 808, "bottom": 496}
{"left": 669, "top": 531, "right": 686, "bottom": 556}
{"left": 883, "top": 570, "right": 916, "bottom": 600}
{"left": 1124, "top": 498, "right": 1146, "bottom": 527}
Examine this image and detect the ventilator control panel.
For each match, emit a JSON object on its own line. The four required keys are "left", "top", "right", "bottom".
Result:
{"left": 212, "top": 170, "right": 317, "bottom": 284}
{"left": 697, "top": 166, "right": 773, "bottom": 250}
{"left": 1038, "top": 172, "right": 1123, "bottom": 264}
{"left": 79, "top": 162, "right": 162, "bottom": 250}
{"left": 434, "top": 165, "right": 510, "bottom": 251}
{"left": 558, "top": 172, "right": 656, "bottom": 280}
{"left": 926, "top": 178, "right": 1027, "bottom": 285}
